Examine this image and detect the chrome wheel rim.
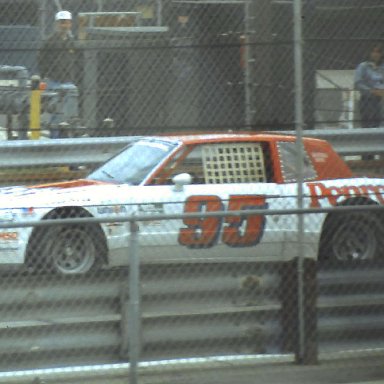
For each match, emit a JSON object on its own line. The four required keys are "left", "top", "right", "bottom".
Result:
{"left": 51, "top": 227, "right": 95, "bottom": 274}
{"left": 332, "top": 218, "right": 376, "bottom": 261}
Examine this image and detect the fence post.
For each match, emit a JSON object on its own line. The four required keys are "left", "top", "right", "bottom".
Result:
{"left": 128, "top": 220, "right": 141, "bottom": 384}
{"left": 292, "top": 0, "right": 309, "bottom": 365}
{"left": 30, "top": 75, "right": 42, "bottom": 140}
{"left": 83, "top": 49, "right": 98, "bottom": 132}
{"left": 280, "top": 258, "right": 318, "bottom": 364}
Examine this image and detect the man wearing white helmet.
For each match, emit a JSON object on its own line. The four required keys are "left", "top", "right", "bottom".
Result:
{"left": 38, "top": 10, "right": 78, "bottom": 138}
{"left": 39, "top": 10, "right": 75, "bottom": 85}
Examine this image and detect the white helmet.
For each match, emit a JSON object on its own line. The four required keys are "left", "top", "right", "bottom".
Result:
{"left": 55, "top": 10, "right": 72, "bottom": 21}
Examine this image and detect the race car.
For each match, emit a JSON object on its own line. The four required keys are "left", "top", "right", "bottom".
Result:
{"left": 0, "top": 132, "right": 383, "bottom": 274}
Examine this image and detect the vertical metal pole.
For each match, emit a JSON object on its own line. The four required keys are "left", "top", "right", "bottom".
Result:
{"left": 97, "top": 0, "right": 104, "bottom": 12}
{"left": 30, "top": 75, "right": 42, "bottom": 140}
{"left": 243, "top": 1, "right": 252, "bottom": 129}
{"left": 39, "top": 0, "right": 48, "bottom": 40}
{"left": 53, "top": 0, "right": 62, "bottom": 11}
{"left": 83, "top": 49, "right": 98, "bottom": 132}
{"left": 6, "top": 114, "right": 13, "bottom": 140}
{"left": 128, "top": 220, "right": 141, "bottom": 384}
{"left": 293, "top": 0, "right": 306, "bottom": 363}
{"left": 156, "top": 0, "right": 162, "bottom": 27}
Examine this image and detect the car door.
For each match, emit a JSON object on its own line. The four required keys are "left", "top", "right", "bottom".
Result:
{"left": 137, "top": 141, "right": 288, "bottom": 263}
{"left": 276, "top": 140, "right": 324, "bottom": 260}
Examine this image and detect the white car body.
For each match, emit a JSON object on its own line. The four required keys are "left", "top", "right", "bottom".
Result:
{"left": 0, "top": 133, "right": 382, "bottom": 272}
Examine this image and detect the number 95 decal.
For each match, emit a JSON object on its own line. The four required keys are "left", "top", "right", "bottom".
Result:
{"left": 178, "top": 195, "right": 268, "bottom": 249}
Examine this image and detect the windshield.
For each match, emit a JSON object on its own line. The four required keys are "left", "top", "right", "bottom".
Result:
{"left": 88, "top": 139, "right": 178, "bottom": 185}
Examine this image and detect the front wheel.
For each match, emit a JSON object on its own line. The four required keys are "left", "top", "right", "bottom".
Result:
{"left": 319, "top": 212, "right": 384, "bottom": 262}
{"left": 28, "top": 223, "right": 104, "bottom": 274}
{"left": 49, "top": 225, "right": 99, "bottom": 274}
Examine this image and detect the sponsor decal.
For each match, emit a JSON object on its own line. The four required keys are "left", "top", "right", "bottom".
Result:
{"left": 308, "top": 182, "right": 384, "bottom": 208}
{"left": 138, "top": 203, "right": 164, "bottom": 215}
{"left": 0, "top": 209, "right": 16, "bottom": 222}
{"left": 311, "top": 152, "right": 328, "bottom": 163}
{"left": 0, "top": 232, "right": 18, "bottom": 241}
{"left": 138, "top": 203, "right": 164, "bottom": 226}
{"left": 21, "top": 207, "right": 35, "bottom": 217}
{"left": 97, "top": 205, "right": 127, "bottom": 215}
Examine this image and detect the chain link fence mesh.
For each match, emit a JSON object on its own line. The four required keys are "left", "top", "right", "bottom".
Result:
{"left": 0, "top": 135, "right": 382, "bottom": 380}
{"left": 1, "top": 1, "right": 384, "bottom": 135}
{"left": 0, "top": 0, "right": 383, "bottom": 383}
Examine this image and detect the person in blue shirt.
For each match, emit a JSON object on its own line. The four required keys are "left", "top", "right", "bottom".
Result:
{"left": 355, "top": 44, "right": 384, "bottom": 128}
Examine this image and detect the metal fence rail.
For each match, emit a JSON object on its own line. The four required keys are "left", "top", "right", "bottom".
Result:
{"left": 281, "top": 128, "right": 384, "bottom": 156}
{"left": 1, "top": 1, "right": 384, "bottom": 383}
{"left": 318, "top": 262, "right": 384, "bottom": 352}
{"left": 0, "top": 271, "right": 125, "bottom": 371}
{"left": 0, "top": 264, "right": 283, "bottom": 372}
{"left": 0, "top": 128, "right": 383, "bottom": 168}
{"left": 0, "top": 136, "right": 135, "bottom": 167}
{"left": 1, "top": 259, "right": 384, "bottom": 380}
{"left": 0, "top": 206, "right": 382, "bottom": 378}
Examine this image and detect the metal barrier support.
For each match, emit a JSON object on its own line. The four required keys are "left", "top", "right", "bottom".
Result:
{"left": 29, "top": 75, "right": 41, "bottom": 140}
{"left": 281, "top": 258, "right": 318, "bottom": 364}
{"left": 0, "top": 128, "right": 384, "bottom": 168}
{"left": 128, "top": 220, "right": 141, "bottom": 384}
{"left": 0, "top": 205, "right": 381, "bottom": 377}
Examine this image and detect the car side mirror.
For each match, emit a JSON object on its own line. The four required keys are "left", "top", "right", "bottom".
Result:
{"left": 172, "top": 173, "right": 193, "bottom": 191}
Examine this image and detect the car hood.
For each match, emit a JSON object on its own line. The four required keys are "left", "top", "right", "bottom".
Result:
{"left": 0, "top": 179, "right": 119, "bottom": 209}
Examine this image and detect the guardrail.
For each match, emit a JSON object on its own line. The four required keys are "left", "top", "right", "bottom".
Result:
{"left": 0, "top": 128, "right": 383, "bottom": 168}
{"left": 318, "top": 261, "right": 384, "bottom": 352}
{"left": 0, "top": 206, "right": 384, "bottom": 382}
{"left": 0, "top": 137, "right": 135, "bottom": 168}
{"left": 0, "top": 264, "right": 283, "bottom": 373}
{"left": 1, "top": 259, "right": 384, "bottom": 382}
{"left": 279, "top": 127, "right": 384, "bottom": 156}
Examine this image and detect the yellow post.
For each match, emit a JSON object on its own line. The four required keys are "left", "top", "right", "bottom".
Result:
{"left": 29, "top": 75, "right": 41, "bottom": 140}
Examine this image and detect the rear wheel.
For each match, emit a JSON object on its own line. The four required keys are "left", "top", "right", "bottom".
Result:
{"left": 319, "top": 212, "right": 384, "bottom": 262}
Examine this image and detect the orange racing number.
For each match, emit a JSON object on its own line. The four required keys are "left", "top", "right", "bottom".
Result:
{"left": 178, "top": 195, "right": 223, "bottom": 248}
{"left": 178, "top": 195, "right": 267, "bottom": 249}
{"left": 222, "top": 195, "right": 267, "bottom": 247}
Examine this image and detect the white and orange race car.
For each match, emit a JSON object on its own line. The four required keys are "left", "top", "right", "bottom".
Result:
{"left": 0, "top": 132, "right": 382, "bottom": 274}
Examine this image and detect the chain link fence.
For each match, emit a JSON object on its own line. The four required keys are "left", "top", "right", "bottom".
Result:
{"left": 0, "top": 134, "right": 382, "bottom": 384}
{"left": 0, "top": 1, "right": 384, "bottom": 136}
{"left": 0, "top": 0, "right": 383, "bottom": 384}
{"left": 0, "top": 200, "right": 383, "bottom": 383}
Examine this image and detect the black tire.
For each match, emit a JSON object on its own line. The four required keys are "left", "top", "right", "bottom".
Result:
{"left": 27, "top": 223, "right": 104, "bottom": 274}
{"left": 319, "top": 212, "right": 384, "bottom": 262}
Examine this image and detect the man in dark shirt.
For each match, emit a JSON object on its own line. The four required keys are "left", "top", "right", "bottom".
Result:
{"left": 39, "top": 10, "right": 76, "bottom": 83}
{"left": 38, "top": 10, "right": 79, "bottom": 137}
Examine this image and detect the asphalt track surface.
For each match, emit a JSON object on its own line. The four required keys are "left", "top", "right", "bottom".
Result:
{"left": 1, "top": 353, "right": 382, "bottom": 383}
{"left": 139, "top": 355, "right": 384, "bottom": 384}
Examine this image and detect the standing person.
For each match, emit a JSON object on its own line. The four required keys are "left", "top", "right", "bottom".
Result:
{"left": 38, "top": 10, "right": 79, "bottom": 138}
{"left": 355, "top": 44, "right": 384, "bottom": 128}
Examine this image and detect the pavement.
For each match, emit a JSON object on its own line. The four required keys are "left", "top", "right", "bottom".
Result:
{"left": 139, "top": 355, "right": 384, "bottom": 384}
{"left": 3, "top": 354, "right": 382, "bottom": 384}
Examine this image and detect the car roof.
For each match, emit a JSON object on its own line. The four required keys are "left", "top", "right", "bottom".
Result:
{"left": 148, "top": 131, "right": 324, "bottom": 145}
